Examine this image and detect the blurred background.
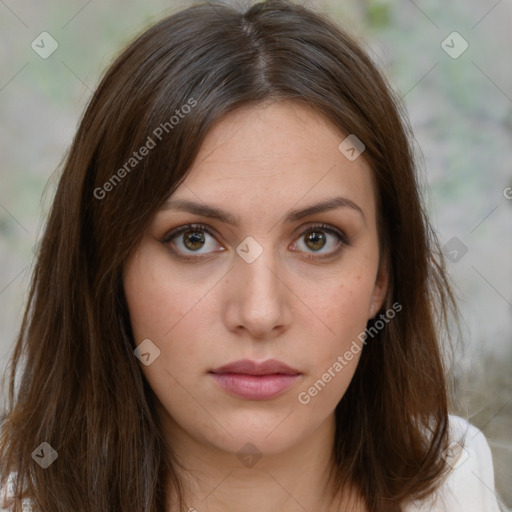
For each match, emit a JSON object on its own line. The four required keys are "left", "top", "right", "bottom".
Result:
{"left": 0, "top": 0, "right": 511, "bottom": 507}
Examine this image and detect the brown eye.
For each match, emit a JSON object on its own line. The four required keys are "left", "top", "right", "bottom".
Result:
{"left": 291, "top": 223, "right": 349, "bottom": 258}
{"left": 163, "top": 223, "right": 224, "bottom": 259}
{"left": 182, "top": 230, "right": 206, "bottom": 251}
{"left": 304, "top": 231, "right": 326, "bottom": 251}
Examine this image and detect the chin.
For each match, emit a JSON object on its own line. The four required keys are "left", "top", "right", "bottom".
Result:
{"left": 199, "top": 410, "right": 316, "bottom": 458}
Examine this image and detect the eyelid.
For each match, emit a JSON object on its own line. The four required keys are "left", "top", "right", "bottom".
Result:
{"left": 161, "top": 223, "right": 224, "bottom": 261}
{"left": 289, "top": 222, "right": 350, "bottom": 260}
{"left": 295, "top": 222, "right": 350, "bottom": 246}
{"left": 161, "top": 223, "right": 218, "bottom": 244}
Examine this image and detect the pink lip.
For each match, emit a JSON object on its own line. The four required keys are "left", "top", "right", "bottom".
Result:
{"left": 209, "top": 359, "right": 301, "bottom": 400}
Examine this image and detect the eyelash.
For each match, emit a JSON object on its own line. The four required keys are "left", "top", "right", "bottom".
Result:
{"left": 161, "top": 222, "right": 350, "bottom": 261}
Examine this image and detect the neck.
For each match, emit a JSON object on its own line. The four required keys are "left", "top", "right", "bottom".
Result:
{"left": 161, "top": 410, "right": 362, "bottom": 512}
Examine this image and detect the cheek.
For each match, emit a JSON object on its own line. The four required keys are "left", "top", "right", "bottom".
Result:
{"left": 296, "top": 271, "right": 375, "bottom": 405}
{"left": 123, "top": 251, "right": 197, "bottom": 343}
{"left": 123, "top": 250, "right": 213, "bottom": 384}
{"left": 316, "top": 271, "right": 376, "bottom": 344}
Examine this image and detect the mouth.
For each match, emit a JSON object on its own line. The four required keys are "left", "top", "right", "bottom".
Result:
{"left": 209, "top": 359, "right": 302, "bottom": 400}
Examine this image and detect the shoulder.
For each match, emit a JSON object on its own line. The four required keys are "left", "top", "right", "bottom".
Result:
{"left": 0, "top": 472, "right": 15, "bottom": 511}
{"left": 0, "top": 472, "right": 33, "bottom": 512}
{"left": 404, "top": 414, "right": 504, "bottom": 512}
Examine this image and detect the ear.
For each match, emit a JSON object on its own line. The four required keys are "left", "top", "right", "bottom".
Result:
{"left": 368, "top": 255, "right": 389, "bottom": 320}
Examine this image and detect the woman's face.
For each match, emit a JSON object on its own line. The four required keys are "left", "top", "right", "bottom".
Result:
{"left": 123, "top": 101, "right": 387, "bottom": 459}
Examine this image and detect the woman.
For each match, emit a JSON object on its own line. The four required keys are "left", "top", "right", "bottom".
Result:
{"left": 0, "top": 1, "right": 504, "bottom": 511}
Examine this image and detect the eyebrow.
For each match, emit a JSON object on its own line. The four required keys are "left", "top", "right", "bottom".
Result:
{"left": 160, "top": 195, "right": 365, "bottom": 226}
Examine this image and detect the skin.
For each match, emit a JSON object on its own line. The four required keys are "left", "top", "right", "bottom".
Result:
{"left": 123, "top": 101, "right": 388, "bottom": 512}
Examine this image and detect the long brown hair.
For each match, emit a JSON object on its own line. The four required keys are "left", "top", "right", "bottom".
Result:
{"left": 0, "top": 1, "right": 457, "bottom": 510}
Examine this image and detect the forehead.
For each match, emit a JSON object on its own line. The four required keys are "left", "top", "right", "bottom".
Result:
{"left": 167, "top": 101, "right": 377, "bottom": 226}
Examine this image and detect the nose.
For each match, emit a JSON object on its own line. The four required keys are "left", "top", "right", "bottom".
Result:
{"left": 222, "top": 243, "right": 293, "bottom": 340}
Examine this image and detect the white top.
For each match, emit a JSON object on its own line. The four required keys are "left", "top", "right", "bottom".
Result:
{"left": 404, "top": 415, "right": 504, "bottom": 512}
{"left": 0, "top": 415, "right": 504, "bottom": 511}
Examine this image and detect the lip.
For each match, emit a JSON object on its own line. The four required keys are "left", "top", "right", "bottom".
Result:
{"left": 211, "top": 359, "right": 300, "bottom": 376}
{"left": 209, "top": 359, "right": 301, "bottom": 400}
